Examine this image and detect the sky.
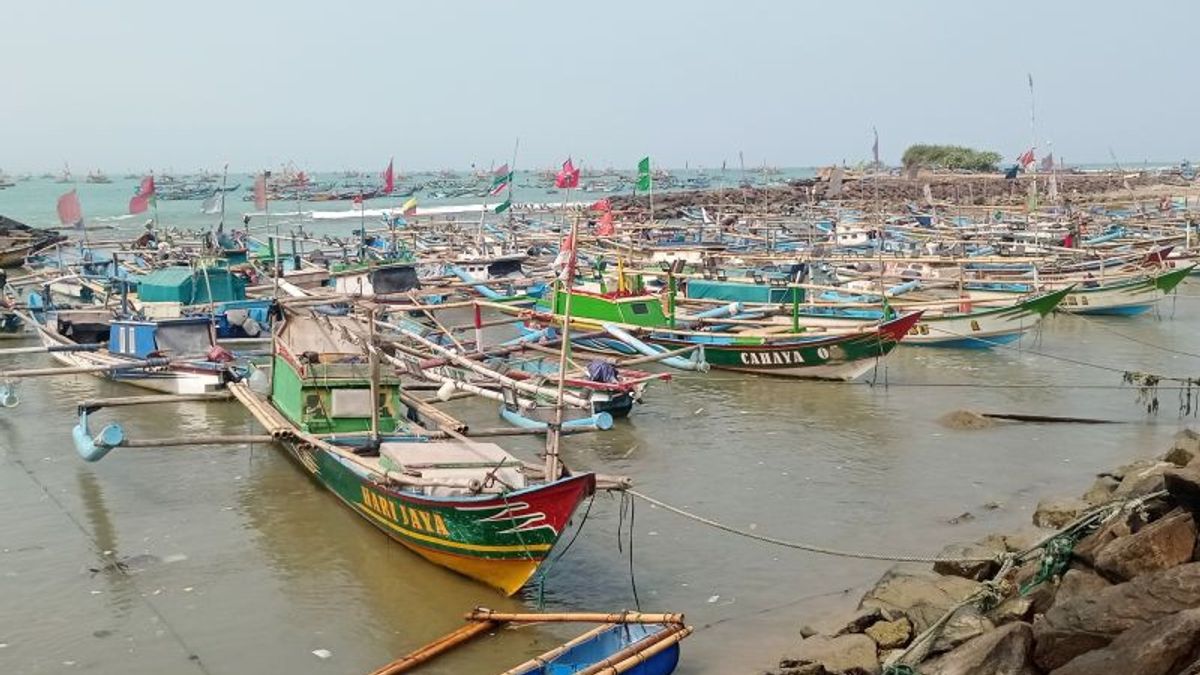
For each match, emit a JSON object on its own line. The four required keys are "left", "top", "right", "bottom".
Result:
{"left": 2, "top": 0, "right": 1195, "bottom": 173}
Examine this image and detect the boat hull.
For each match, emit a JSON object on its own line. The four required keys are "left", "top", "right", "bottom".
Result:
{"left": 276, "top": 436, "right": 595, "bottom": 595}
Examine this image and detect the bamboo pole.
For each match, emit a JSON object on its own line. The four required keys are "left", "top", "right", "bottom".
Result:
{"left": 465, "top": 610, "right": 684, "bottom": 625}
{"left": 366, "top": 620, "right": 497, "bottom": 675}
{"left": 79, "top": 392, "right": 233, "bottom": 409}
{"left": 0, "top": 357, "right": 174, "bottom": 379}
{"left": 120, "top": 435, "right": 275, "bottom": 448}
{"left": 578, "top": 625, "right": 694, "bottom": 675}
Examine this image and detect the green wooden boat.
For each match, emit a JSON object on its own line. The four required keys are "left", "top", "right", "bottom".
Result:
{"left": 232, "top": 311, "right": 596, "bottom": 595}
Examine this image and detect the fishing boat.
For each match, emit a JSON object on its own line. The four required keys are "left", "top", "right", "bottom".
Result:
{"left": 26, "top": 305, "right": 232, "bottom": 394}
{"left": 511, "top": 285, "right": 921, "bottom": 381}
{"left": 229, "top": 310, "right": 602, "bottom": 595}
{"left": 367, "top": 610, "right": 690, "bottom": 675}
{"left": 1054, "top": 266, "right": 1193, "bottom": 316}
{"left": 0, "top": 215, "right": 68, "bottom": 268}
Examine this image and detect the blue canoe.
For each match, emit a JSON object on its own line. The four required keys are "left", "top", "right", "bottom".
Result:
{"left": 505, "top": 622, "right": 691, "bottom": 675}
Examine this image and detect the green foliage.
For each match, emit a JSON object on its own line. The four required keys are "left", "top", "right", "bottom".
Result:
{"left": 901, "top": 144, "right": 1003, "bottom": 172}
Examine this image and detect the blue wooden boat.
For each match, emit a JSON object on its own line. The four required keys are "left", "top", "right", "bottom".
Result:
{"left": 504, "top": 622, "right": 690, "bottom": 675}
{"left": 366, "top": 611, "right": 691, "bottom": 675}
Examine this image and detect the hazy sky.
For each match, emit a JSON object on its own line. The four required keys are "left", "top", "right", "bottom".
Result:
{"left": 3, "top": 1, "right": 1194, "bottom": 172}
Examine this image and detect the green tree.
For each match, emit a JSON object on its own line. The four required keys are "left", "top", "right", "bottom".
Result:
{"left": 901, "top": 144, "right": 1003, "bottom": 172}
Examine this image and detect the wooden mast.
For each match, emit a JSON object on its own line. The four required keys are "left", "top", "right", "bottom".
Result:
{"left": 545, "top": 217, "right": 579, "bottom": 481}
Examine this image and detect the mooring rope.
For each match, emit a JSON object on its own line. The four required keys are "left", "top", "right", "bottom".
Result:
{"left": 1060, "top": 310, "right": 1200, "bottom": 359}
{"left": 626, "top": 489, "right": 997, "bottom": 564}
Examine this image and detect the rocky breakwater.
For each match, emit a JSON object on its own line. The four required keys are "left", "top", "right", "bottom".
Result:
{"left": 768, "top": 429, "right": 1200, "bottom": 675}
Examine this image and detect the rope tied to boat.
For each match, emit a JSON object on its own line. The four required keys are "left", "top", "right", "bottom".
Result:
{"left": 625, "top": 489, "right": 1004, "bottom": 564}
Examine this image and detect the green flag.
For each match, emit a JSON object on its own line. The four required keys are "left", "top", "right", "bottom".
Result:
{"left": 636, "top": 156, "right": 651, "bottom": 192}
{"left": 494, "top": 198, "right": 512, "bottom": 214}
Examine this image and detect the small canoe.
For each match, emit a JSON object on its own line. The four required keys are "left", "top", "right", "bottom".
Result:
{"left": 503, "top": 621, "right": 691, "bottom": 675}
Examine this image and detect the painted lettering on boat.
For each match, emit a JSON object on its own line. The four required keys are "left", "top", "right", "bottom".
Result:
{"left": 360, "top": 486, "right": 451, "bottom": 536}
{"left": 738, "top": 347, "right": 829, "bottom": 366}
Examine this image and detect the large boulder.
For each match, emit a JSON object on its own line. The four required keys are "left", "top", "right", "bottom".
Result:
{"left": 1033, "top": 497, "right": 1089, "bottom": 529}
{"left": 1166, "top": 467, "right": 1200, "bottom": 512}
{"left": 779, "top": 634, "right": 879, "bottom": 675}
{"left": 1081, "top": 475, "right": 1120, "bottom": 506}
{"left": 930, "top": 608, "right": 994, "bottom": 655}
{"left": 1054, "top": 568, "right": 1111, "bottom": 607}
{"left": 933, "top": 542, "right": 1003, "bottom": 581}
{"left": 1163, "top": 429, "right": 1200, "bottom": 467}
{"left": 1033, "top": 562, "right": 1200, "bottom": 670}
{"left": 1049, "top": 608, "right": 1200, "bottom": 675}
{"left": 1073, "top": 511, "right": 1137, "bottom": 567}
{"left": 1093, "top": 509, "right": 1196, "bottom": 581}
{"left": 919, "top": 622, "right": 1038, "bottom": 675}
{"left": 865, "top": 617, "right": 912, "bottom": 650}
{"left": 1112, "top": 461, "right": 1174, "bottom": 499}
{"left": 859, "top": 566, "right": 983, "bottom": 633}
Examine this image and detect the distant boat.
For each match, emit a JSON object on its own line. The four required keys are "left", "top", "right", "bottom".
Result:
{"left": 85, "top": 170, "right": 112, "bottom": 184}
{"left": 55, "top": 164, "right": 72, "bottom": 183}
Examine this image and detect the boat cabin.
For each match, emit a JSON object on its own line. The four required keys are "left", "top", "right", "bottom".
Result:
{"left": 331, "top": 262, "right": 422, "bottom": 296}
{"left": 549, "top": 287, "right": 669, "bottom": 328}
{"left": 270, "top": 314, "right": 403, "bottom": 435}
{"left": 108, "top": 317, "right": 216, "bottom": 359}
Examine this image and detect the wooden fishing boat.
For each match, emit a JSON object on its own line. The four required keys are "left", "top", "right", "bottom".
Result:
{"left": 516, "top": 287, "right": 921, "bottom": 381}
{"left": 1054, "top": 266, "right": 1193, "bottom": 316}
{"left": 231, "top": 310, "right": 599, "bottom": 595}
{"left": 367, "top": 609, "right": 691, "bottom": 675}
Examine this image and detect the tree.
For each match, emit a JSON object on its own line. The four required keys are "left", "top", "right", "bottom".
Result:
{"left": 901, "top": 144, "right": 1003, "bottom": 172}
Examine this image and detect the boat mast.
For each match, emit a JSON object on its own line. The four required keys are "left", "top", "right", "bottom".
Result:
{"left": 368, "top": 305, "right": 380, "bottom": 443}
{"left": 545, "top": 217, "right": 579, "bottom": 482}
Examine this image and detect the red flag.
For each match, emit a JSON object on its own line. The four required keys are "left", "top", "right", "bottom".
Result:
{"left": 352, "top": 194, "right": 363, "bottom": 205}
{"left": 589, "top": 198, "right": 612, "bottom": 212}
{"left": 57, "top": 190, "right": 83, "bottom": 227}
{"left": 296, "top": 171, "right": 309, "bottom": 186}
{"left": 596, "top": 211, "right": 615, "bottom": 237}
{"left": 382, "top": 158, "right": 395, "bottom": 195}
{"left": 1017, "top": 148, "right": 1035, "bottom": 168}
{"left": 553, "top": 233, "right": 576, "bottom": 281}
{"left": 254, "top": 173, "right": 267, "bottom": 210}
{"left": 128, "top": 175, "right": 155, "bottom": 214}
{"left": 555, "top": 158, "right": 580, "bottom": 189}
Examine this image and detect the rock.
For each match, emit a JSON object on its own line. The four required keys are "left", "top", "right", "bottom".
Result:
{"left": 979, "top": 528, "right": 1055, "bottom": 555}
{"left": 920, "top": 622, "right": 1038, "bottom": 675}
{"left": 800, "top": 625, "right": 819, "bottom": 639}
{"left": 933, "top": 542, "right": 1002, "bottom": 581}
{"left": 938, "top": 410, "right": 995, "bottom": 430}
{"left": 1049, "top": 608, "right": 1200, "bottom": 675}
{"left": 986, "top": 596, "right": 1034, "bottom": 626}
{"left": 1101, "top": 459, "right": 1156, "bottom": 483}
{"left": 1093, "top": 508, "right": 1196, "bottom": 581}
{"left": 1073, "top": 511, "right": 1136, "bottom": 566}
{"left": 1081, "top": 475, "right": 1120, "bottom": 505}
{"left": 1033, "top": 497, "right": 1089, "bottom": 529}
{"left": 1167, "top": 467, "right": 1200, "bottom": 512}
{"left": 1112, "top": 461, "right": 1174, "bottom": 499}
{"left": 1013, "top": 558, "right": 1057, "bottom": 614}
{"left": 779, "top": 634, "right": 879, "bottom": 675}
{"left": 1163, "top": 429, "right": 1200, "bottom": 467}
{"left": 834, "top": 608, "right": 885, "bottom": 636}
{"left": 864, "top": 618, "right": 911, "bottom": 650}
{"left": 1053, "top": 568, "right": 1111, "bottom": 607}
{"left": 778, "top": 665, "right": 827, "bottom": 675}
{"left": 859, "top": 566, "right": 984, "bottom": 633}
{"left": 1032, "top": 562, "right": 1200, "bottom": 670}
{"left": 931, "top": 608, "right": 994, "bottom": 655}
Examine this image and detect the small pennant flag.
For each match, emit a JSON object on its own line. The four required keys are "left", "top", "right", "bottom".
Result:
{"left": 254, "top": 173, "right": 268, "bottom": 210}
{"left": 489, "top": 167, "right": 513, "bottom": 196}
{"left": 493, "top": 198, "right": 512, "bottom": 214}
{"left": 401, "top": 196, "right": 418, "bottom": 215}
{"left": 1017, "top": 148, "right": 1036, "bottom": 168}
{"left": 56, "top": 190, "right": 84, "bottom": 227}
{"left": 636, "top": 156, "right": 651, "bottom": 192}
{"left": 555, "top": 158, "right": 580, "bottom": 189}
{"left": 129, "top": 175, "right": 156, "bottom": 214}
{"left": 590, "top": 198, "right": 612, "bottom": 212}
{"left": 382, "top": 158, "right": 395, "bottom": 195}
